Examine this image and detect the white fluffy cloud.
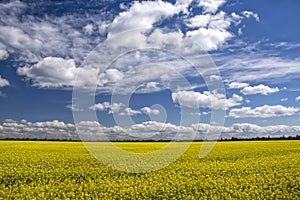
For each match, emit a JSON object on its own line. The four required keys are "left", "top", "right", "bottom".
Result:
{"left": 89, "top": 102, "right": 161, "bottom": 116}
{"left": 193, "top": 122, "right": 300, "bottom": 139}
{"left": 107, "top": 0, "right": 234, "bottom": 53}
{"left": 172, "top": 91, "right": 242, "bottom": 110}
{"left": 1, "top": 0, "right": 246, "bottom": 90}
{"left": 241, "top": 84, "right": 279, "bottom": 95}
{"left": 227, "top": 81, "right": 249, "bottom": 89}
{"left": 95, "top": 54, "right": 193, "bottom": 94}
{"left": 89, "top": 102, "right": 124, "bottom": 114}
{"left": 0, "top": 26, "right": 42, "bottom": 55}
{"left": 229, "top": 105, "right": 299, "bottom": 118}
{"left": 242, "top": 11, "right": 259, "bottom": 22}
{"left": 187, "top": 11, "right": 231, "bottom": 29}
{"left": 17, "top": 57, "right": 99, "bottom": 88}
{"left": 227, "top": 81, "right": 279, "bottom": 96}
{"left": 17, "top": 57, "right": 76, "bottom": 87}
{"left": 187, "top": 14, "right": 211, "bottom": 28}
{"left": 0, "top": 119, "right": 76, "bottom": 140}
{"left": 129, "top": 121, "right": 194, "bottom": 139}
{"left": 0, "top": 0, "right": 262, "bottom": 95}
{"left": 0, "top": 76, "right": 9, "bottom": 87}
{"left": 184, "top": 11, "right": 233, "bottom": 51}
{"left": 98, "top": 69, "right": 124, "bottom": 86}
{"left": 186, "top": 27, "right": 232, "bottom": 51}
{"left": 296, "top": 96, "right": 300, "bottom": 101}
{"left": 16, "top": 54, "right": 195, "bottom": 92}
{"left": 198, "top": 0, "right": 226, "bottom": 14}
{"left": 0, "top": 1, "right": 112, "bottom": 68}
{"left": 108, "top": 0, "right": 183, "bottom": 37}
{"left": 1, "top": 119, "right": 300, "bottom": 140}
{"left": 119, "top": 108, "right": 142, "bottom": 116}
{"left": 141, "top": 107, "right": 160, "bottom": 115}
{"left": 223, "top": 123, "right": 300, "bottom": 138}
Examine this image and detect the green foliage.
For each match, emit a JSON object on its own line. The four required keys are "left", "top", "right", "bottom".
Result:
{"left": 0, "top": 141, "right": 299, "bottom": 199}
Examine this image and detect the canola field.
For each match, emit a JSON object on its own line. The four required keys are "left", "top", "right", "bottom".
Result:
{"left": 0, "top": 140, "right": 299, "bottom": 199}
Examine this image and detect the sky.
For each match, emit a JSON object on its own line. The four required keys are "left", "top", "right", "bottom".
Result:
{"left": 0, "top": 0, "right": 300, "bottom": 140}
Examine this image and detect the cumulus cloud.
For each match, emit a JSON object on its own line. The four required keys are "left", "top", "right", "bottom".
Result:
{"left": 108, "top": 0, "right": 183, "bottom": 37}
{"left": 198, "top": 0, "right": 226, "bottom": 14}
{"left": 0, "top": 26, "right": 42, "bottom": 55}
{"left": 119, "top": 108, "right": 142, "bottom": 116}
{"left": 141, "top": 107, "right": 160, "bottom": 115}
{"left": 193, "top": 122, "right": 300, "bottom": 139}
{"left": 1, "top": 119, "right": 300, "bottom": 140}
{"left": 17, "top": 57, "right": 99, "bottom": 88}
{"left": 15, "top": 49, "right": 199, "bottom": 92}
{"left": 93, "top": 52, "right": 195, "bottom": 94}
{"left": 89, "top": 102, "right": 124, "bottom": 114}
{"left": 187, "top": 11, "right": 231, "bottom": 29}
{"left": 88, "top": 0, "right": 238, "bottom": 93}
{"left": 172, "top": 91, "right": 243, "bottom": 110}
{"left": 242, "top": 11, "right": 259, "bottom": 22}
{"left": 241, "top": 84, "right": 279, "bottom": 95}
{"left": 17, "top": 57, "right": 77, "bottom": 87}
{"left": 0, "top": 119, "right": 195, "bottom": 141}
{"left": 187, "top": 14, "right": 211, "bottom": 28}
{"left": 229, "top": 105, "right": 299, "bottom": 118}
{"left": 129, "top": 121, "right": 195, "bottom": 139}
{"left": 296, "top": 96, "right": 300, "bottom": 101}
{"left": 0, "top": 76, "right": 9, "bottom": 87}
{"left": 222, "top": 123, "right": 300, "bottom": 138}
{"left": 0, "top": 119, "right": 76, "bottom": 140}
{"left": 186, "top": 27, "right": 232, "bottom": 51}
{"left": 0, "top": 1, "right": 109, "bottom": 64}
{"left": 183, "top": 11, "right": 233, "bottom": 51}
{"left": 98, "top": 69, "right": 124, "bottom": 86}
{"left": 106, "top": 0, "right": 234, "bottom": 52}
{"left": 227, "top": 81, "right": 249, "bottom": 89}
{"left": 89, "top": 102, "right": 161, "bottom": 116}
{"left": 1, "top": 0, "right": 248, "bottom": 91}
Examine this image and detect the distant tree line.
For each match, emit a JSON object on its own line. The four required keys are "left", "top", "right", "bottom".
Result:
{"left": 1, "top": 135, "right": 300, "bottom": 142}
{"left": 220, "top": 135, "right": 300, "bottom": 141}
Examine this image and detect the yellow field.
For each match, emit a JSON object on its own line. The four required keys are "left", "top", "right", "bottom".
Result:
{"left": 0, "top": 141, "right": 299, "bottom": 199}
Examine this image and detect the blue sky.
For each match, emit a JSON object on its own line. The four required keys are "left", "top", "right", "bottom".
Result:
{"left": 0, "top": 0, "right": 300, "bottom": 140}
